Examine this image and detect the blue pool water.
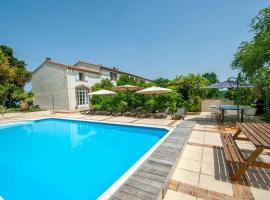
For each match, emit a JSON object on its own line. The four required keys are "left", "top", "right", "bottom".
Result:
{"left": 0, "top": 118, "right": 167, "bottom": 200}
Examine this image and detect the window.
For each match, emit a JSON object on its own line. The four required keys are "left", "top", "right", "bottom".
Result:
{"left": 76, "top": 86, "right": 89, "bottom": 106}
{"left": 110, "top": 72, "right": 117, "bottom": 81}
{"left": 79, "top": 72, "right": 85, "bottom": 81}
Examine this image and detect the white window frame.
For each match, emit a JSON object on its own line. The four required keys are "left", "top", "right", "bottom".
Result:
{"left": 76, "top": 86, "right": 89, "bottom": 106}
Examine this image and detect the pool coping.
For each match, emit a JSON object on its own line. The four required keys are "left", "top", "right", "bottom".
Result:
{"left": 0, "top": 116, "right": 174, "bottom": 199}
{"left": 0, "top": 116, "right": 172, "bottom": 131}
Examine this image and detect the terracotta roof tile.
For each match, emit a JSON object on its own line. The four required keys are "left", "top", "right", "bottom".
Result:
{"left": 47, "top": 60, "right": 101, "bottom": 74}
{"left": 33, "top": 59, "right": 151, "bottom": 81}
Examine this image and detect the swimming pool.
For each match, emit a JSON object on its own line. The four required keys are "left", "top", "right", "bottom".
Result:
{"left": 0, "top": 118, "right": 168, "bottom": 200}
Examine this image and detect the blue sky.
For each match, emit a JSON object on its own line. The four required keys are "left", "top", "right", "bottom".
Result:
{"left": 1, "top": 0, "right": 269, "bottom": 87}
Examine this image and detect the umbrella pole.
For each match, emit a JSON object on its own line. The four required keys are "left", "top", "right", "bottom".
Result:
{"left": 236, "top": 79, "right": 240, "bottom": 122}
{"left": 228, "top": 76, "right": 241, "bottom": 122}
{"left": 126, "top": 91, "right": 129, "bottom": 109}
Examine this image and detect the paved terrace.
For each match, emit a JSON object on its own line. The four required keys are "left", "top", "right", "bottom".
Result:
{"left": 1, "top": 111, "right": 269, "bottom": 199}
{"left": 0, "top": 111, "right": 181, "bottom": 128}
{"left": 165, "top": 113, "right": 270, "bottom": 200}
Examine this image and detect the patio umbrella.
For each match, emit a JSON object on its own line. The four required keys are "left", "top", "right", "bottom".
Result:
{"left": 136, "top": 86, "right": 172, "bottom": 112}
{"left": 88, "top": 89, "right": 116, "bottom": 96}
{"left": 113, "top": 84, "right": 143, "bottom": 108}
{"left": 206, "top": 80, "right": 253, "bottom": 122}
{"left": 135, "top": 86, "right": 172, "bottom": 94}
{"left": 113, "top": 84, "right": 143, "bottom": 91}
{"left": 88, "top": 89, "right": 116, "bottom": 110}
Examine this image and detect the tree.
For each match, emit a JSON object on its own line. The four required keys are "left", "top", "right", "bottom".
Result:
{"left": 0, "top": 49, "right": 15, "bottom": 105}
{"left": 0, "top": 85, "right": 9, "bottom": 105}
{"left": 0, "top": 45, "right": 31, "bottom": 88}
{"left": 117, "top": 75, "right": 136, "bottom": 86}
{"left": 0, "top": 45, "right": 32, "bottom": 108}
{"left": 116, "top": 75, "right": 145, "bottom": 109}
{"left": 171, "top": 74, "right": 208, "bottom": 100}
{"left": 90, "top": 79, "right": 114, "bottom": 109}
{"left": 90, "top": 74, "right": 213, "bottom": 113}
{"left": 0, "top": 49, "right": 16, "bottom": 85}
{"left": 91, "top": 78, "right": 113, "bottom": 91}
{"left": 202, "top": 72, "right": 218, "bottom": 84}
{"left": 169, "top": 74, "right": 208, "bottom": 112}
{"left": 202, "top": 72, "right": 220, "bottom": 98}
{"left": 232, "top": 7, "right": 270, "bottom": 77}
{"left": 231, "top": 7, "right": 270, "bottom": 119}
{"left": 153, "top": 77, "right": 170, "bottom": 87}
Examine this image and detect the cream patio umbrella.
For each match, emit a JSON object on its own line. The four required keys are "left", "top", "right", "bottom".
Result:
{"left": 88, "top": 89, "right": 117, "bottom": 96}
{"left": 113, "top": 85, "right": 143, "bottom": 109}
{"left": 135, "top": 86, "right": 172, "bottom": 113}
{"left": 88, "top": 89, "right": 116, "bottom": 113}
{"left": 135, "top": 86, "right": 172, "bottom": 94}
{"left": 113, "top": 84, "right": 143, "bottom": 91}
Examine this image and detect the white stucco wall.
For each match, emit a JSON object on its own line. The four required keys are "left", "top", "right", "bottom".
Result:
{"left": 100, "top": 69, "right": 117, "bottom": 85}
{"left": 32, "top": 63, "right": 69, "bottom": 110}
{"left": 66, "top": 70, "right": 102, "bottom": 109}
{"left": 67, "top": 69, "right": 119, "bottom": 109}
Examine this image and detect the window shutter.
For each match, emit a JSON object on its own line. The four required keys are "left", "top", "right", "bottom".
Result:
{"left": 75, "top": 72, "right": 79, "bottom": 81}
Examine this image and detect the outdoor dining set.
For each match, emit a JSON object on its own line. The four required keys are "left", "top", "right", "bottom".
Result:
{"left": 211, "top": 104, "right": 270, "bottom": 181}
{"left": 221, "top": 122, "right": 270, "bottom": 180}
{"left": 211, "top": 104, "right": 257, "bottom": 123}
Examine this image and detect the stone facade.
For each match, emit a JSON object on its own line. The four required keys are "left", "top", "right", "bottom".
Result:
{"left": 32, "top": 62, "right": 70, "bottom": 110}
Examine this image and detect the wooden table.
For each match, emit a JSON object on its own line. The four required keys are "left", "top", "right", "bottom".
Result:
{"left": 230, "top": 123, "right": 270, "bottom": 180}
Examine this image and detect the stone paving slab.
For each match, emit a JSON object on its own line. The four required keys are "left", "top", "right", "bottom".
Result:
{"left": 165, "top": 114, "right": 270, "bottom": 200}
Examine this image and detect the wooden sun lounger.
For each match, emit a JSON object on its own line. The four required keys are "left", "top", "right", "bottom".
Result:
{"left": 171, "top": 108, "right": 186, "bottom": 120}
{"left": 220, "top": 122, "right": 270, "bottom": 180}
{"left": 80, "top": 108, "right": 94, "bottom": 114}
{"left": 154, "top": 108, "right": 170, "bottom": 119}
{"left": 110, "top": 108, "right": 122, "bottom": 116}
{"left": 124, "top": 108, "right": 141, "bottom": 117}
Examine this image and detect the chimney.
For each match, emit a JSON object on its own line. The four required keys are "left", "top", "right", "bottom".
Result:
{"left": 45, "top": 57, "right": 51, "bottom": 61}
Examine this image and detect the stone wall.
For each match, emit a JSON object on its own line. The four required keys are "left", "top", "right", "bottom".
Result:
{"left": 201, "top": 99, "right": 234, "bottom": 112}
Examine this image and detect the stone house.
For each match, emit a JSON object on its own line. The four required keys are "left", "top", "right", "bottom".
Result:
{"left": 32, "top": 58, "right": 151, "bottom": 110}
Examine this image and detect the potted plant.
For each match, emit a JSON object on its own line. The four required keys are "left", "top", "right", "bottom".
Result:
{"left": 20, "top": 92, "right": 34, "bottom": 111}
{"left": 12, "top": 88, "right": 34, "bottom": 111}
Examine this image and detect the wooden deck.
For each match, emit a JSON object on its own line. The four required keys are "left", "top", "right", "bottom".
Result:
{"left": 109, "top": 121, "right": 195, "bottom": 200}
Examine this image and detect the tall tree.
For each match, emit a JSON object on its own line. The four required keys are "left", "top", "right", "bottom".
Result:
{"left": 0, "top": 49, "right": 16, "bottom": 85}
{"left": 153, "top": 77, "right": 170, "bottom": 87}
{"left": 231, "top": 7, "right": 270, "bottom": 118}
{"left": 202, "top": 72, "right": 220, "bottom": 98}
{"left": 202, "top": 72, "right": 218, "bottom": 84}
{"left": 0, "top": 45, "right": 32, "bottom": 107}
{"left": 91, "top": 78, "right": 113, "bottom": 91}
{"left": 169, "top": 74, "right": 208, "bottom": 112}
{"left": 0, "top": 45, "right": 31, "bottom": 88}
{"left": 117, "top": 75, "right": 136, "bottom": 86}
{"left": 232, "top": 7, "right": 270, "bottom": 77}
